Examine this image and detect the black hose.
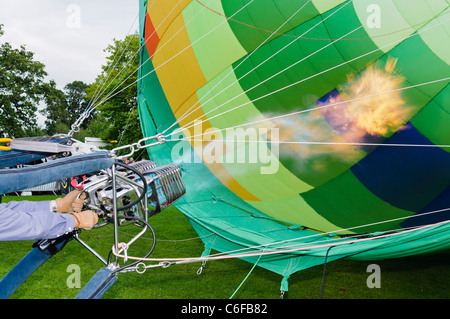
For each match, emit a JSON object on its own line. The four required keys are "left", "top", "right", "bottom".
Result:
{"left": 319, "top": 245, "right": 334, "bottom": 299}
{"left": 114, "top": 160, "right": 148, "bottom": 212}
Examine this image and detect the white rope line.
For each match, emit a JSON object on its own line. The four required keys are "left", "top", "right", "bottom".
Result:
{"left": 166, "top": 14, "right": 450, "bottom": 139}
{"left": 168, "top": 1, "right": 368, "bottom": 136}
{"left": 71, "top": 0, "right": 158, "bottom": 132}
{"left": 87, "top": 0, "right": 187, "bottom": 112}
{"left": 91, "top": 0, "right": 213, "bottom": 112}
{"left": 74, "top": 10, "right": 142, "bottom": 122}
{"left": 86, "top": 12, "right": 142, "bottom": 110}
{"left": 167, "top": 77, "right": 450, "bottom": 143}
{"left": 87, "top": 35, "right": 136, "bottom": 110}
{"left": 80, "top": 0, "right": 213, "bottom": 144}
{"left": 163, "top": 0, "right": 356, "bottom": 136}
{"left": 85, "top": 0, "right": 159, "bottom": 110}
{"left": 170, "top": 139, "right": 450, "bottom": 149}
{"left": 116, "top": 105, "right": 137, "bottom": 147}
{"left": 188, "top": 219, "right": 450, "bottom": 262}
{"left": 148, "top": 204, "right": 450, "bottom": 246}
{"left": 87, "top": 33, "right": 137, "bottom": 110}
{"left": 111, "top": 205, "right": 450, "bottom": 265}
{"left": 166, "top": 0, "right": 440, "bottom": 136}
{"left": 90, "top": 0, "right": 256, "bottom": 112}
{"left": 186, "top": 207, "right": 450, "bottom": 259}
{"left": 161, "top": 0, "right": 320, "bottom": 135}
{"left": 112, "top": 218, "right": 450, "bottom": 266}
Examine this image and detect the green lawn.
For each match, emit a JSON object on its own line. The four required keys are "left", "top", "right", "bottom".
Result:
{"left": 0, "top": 195, "right": 449, "bottom": 299}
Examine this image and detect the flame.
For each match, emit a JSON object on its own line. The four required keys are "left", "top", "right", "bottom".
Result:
{"left": 335, "top": 56, "right": 413, "bottom": 137}
{"left": 264, "top": 57, "right": 413, "bottom": 173}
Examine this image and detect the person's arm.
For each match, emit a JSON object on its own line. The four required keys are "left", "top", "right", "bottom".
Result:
{"left": 1, "top": 189, "right": 85, "bottom": 214}
{"left": 3, "top": 200, "right": 52, "bottom": 213}
{"left": 0, "top": 194, "right": 98, "bottom": 241}
{"left": 0, "top": 201, "right": 75, "bottom": 241}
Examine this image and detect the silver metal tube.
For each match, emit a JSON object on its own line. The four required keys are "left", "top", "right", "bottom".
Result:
{"left": 74, "top": 233, "right": 108, "bottom": 266}
{"left": 112, "top": 164, "right": 119, "bottom": 265}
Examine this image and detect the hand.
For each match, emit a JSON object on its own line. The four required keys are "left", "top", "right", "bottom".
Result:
{"left": 56, "top": 189, "right": 86, "bottom": 213}
{"left": 69, "top": 211, "right": 98, "bottom": 230}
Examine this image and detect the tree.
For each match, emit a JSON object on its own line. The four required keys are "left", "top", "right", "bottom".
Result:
{"left": 40, "top": 80, "right": 68, "bottom": 135}
{"left": 0, "top": 24, "right": 48, "bottom": 138}
{"left": 65, "top": 81, "right": 90, "bottom": 126}
{"left": 85, "top": 33, "right": 142, "bottom": 151}
{"left": 40, "top": 80, "right": 89, "bottom": 135}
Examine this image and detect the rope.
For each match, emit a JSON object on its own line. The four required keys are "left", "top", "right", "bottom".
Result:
{"left": 167, "top": 76, "right": 450, "bottom": 143}
{"left": 167, "top": 15, "right": 450, "bottom": 139}
{"left": 167, "top": 0, "right": 419, "bottom": 136}
{"left": 90, "top": 0, "right": 256, "bottom": 112}
{"left": 197, "top": 0, "right": 443, "bottom": 42}
{"left": 86, "top": 16, "right": 140, "bottom": 110}
{"left": 116, "top": 217, "right": 450, "bottom": 275}
{"left": 93, "top": 0, "right": 214, "bottom": 146}
{"left": 200, "top": 207, "right": 450, "bottom": 258}
{"left": 163, "top": 0, "right": 354, "bottom": 135}
{"left": 319, "top": 246, "right": 334, "bottom": 299}
{"left": 170, "top": 138, "right": 450, "bottom": 149}
{"left": 229, "top": 253, "right": 263, "bottom": 299}
{"left": 111, "top": 220, "right": 450, "bottom": 273}
{"left": 68, "top": 11, "right": 141, "bottom": 136}
{"left": 92, "top": 0, "right": 192, "bottom": 109}
{"left": 162, "top": 0, "right": 317, "bottom": 135}
{"left": 110, "top": 208, "right": 450, "bottom": 265}
{"left": 71, "top": 0, "right": 189, "bottom": 132}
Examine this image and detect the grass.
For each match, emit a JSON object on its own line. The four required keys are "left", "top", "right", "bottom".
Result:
{"left": 0, "top": 195, "right": 449, "bottom": 299}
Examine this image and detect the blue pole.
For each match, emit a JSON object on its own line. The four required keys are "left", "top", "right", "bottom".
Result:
{"left": 75, "top": 268, "right": 117, "bottom": 299}
{"left": 0, "top": 235, "right": 73, "bottom": 299}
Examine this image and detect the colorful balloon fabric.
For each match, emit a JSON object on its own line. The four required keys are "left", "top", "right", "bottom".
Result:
{"left": 137, "top": 0, "right": 450, "bottom": 276}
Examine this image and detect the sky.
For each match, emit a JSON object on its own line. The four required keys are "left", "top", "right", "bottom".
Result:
{"left": 0, "top": 0, "right": 140, "bottom": 125}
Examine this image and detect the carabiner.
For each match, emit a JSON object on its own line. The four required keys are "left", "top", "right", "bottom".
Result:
{"left": 109, "top": 134, "right": 166, "bottom": 159}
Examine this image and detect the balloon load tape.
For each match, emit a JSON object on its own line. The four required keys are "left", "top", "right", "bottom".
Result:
{"left": 82, "top": 159, "right": 186, "bottom": 227}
